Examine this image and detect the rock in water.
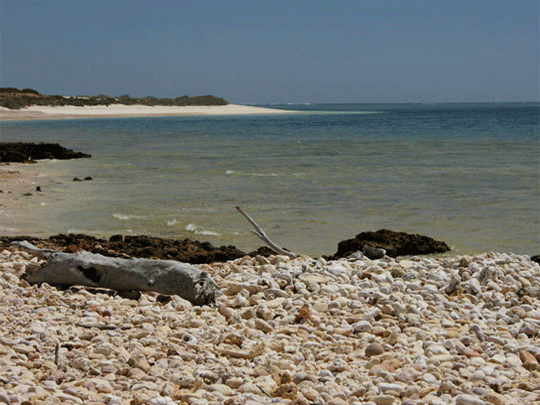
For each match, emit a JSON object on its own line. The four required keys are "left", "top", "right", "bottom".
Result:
{"left": 0, "top": 142, "right": 91, "bottom": 162}
{"left": 327, "top": 229, "right": 450, "bottom": 259}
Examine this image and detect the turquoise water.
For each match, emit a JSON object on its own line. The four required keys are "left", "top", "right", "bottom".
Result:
{"left": 1, "top": 103, "right": 539, "bottom": 257}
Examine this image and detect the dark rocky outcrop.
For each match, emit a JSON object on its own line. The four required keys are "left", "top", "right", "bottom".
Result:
{"left": 1, "top": 230, "right": 451, "bottom": 264}
{"left": 0, "top": 233, "right": 271, "bottom": 264}
{"left": 0, "top": 142, "right": 91, "bottom": 163}
{"left": 326, "top": 229, "right": 450, "bottom": 260}
{"left": 531, "top": 255, "right": 540, "bottom": 265}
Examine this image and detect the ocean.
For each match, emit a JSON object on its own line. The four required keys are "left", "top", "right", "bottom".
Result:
{"left": 1, "top": 103, "right": 539, "bottom": 257}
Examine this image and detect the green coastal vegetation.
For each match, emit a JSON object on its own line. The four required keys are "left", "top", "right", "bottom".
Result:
{"left": 0, "top": 88, "right": 229, "bottom": 109}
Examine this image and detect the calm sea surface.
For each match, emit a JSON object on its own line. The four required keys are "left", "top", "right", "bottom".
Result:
{"left": 1, "top": 103, "right": 539, "bottom": 257}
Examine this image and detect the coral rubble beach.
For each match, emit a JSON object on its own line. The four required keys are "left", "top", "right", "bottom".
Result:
{"left": 1, "top": 246, "right": 540, "bottom": 404}
{"left": 1, "top": 147, "right": 539, "bottom": 404}
{"left": 0, "top": 104, "right": 296, "bottom": 121}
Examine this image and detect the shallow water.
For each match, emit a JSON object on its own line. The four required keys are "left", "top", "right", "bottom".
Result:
{"left": 1, "top": 103, "right": 539, "bottom": 257}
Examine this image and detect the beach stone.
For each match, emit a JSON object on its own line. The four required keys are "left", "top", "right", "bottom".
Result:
{"left": 54, "top": 393, "right": 83, "bottom": 404}
{"left": 372, "top": 395, "right": 395, "bottom": 405}
{"left": 71, "top": 356, "right": 90, "bottom": 372}
{"left": 490, "top": 354, "right": 506, "bottom": 364}
{"left": 312, "top": 300, "right": 329, "bottom": 313}
{"left": 506, "top": 353, "right": 522, "bottom": 367}
{"left": 402, "top": 386, "right": 420, "bottom": 399}
{"left": 206, "top": 384, "right": 234, "bottom": 397}
{"left": 422, "top": 394, "right": 446, "bottom": 405}
{"left": 298, "top": 386, "right": 319, "bottom": 401}
{"left": 353, "top": 320, "right": 372, "bottom": 333}
{"left": 469, "top": 370, "right": 486, "bottom": 382}
{"left": 455, "top": 394, "right": 485, "bottom": 405}
{"left": 519, "top": 322, "right": 538, "bottom": 337}
{"left": 105, "top": 395, "right": 123, "bottom": 405}
{"left": 422, "top": 373, "right": 437, "bottom": 384}
{"left": 148, "top": 397, "right": 175, "bottom": 405}
{"left": 254, "top": 318, "right": 273, "bottom": 333}
{"left": 272, "top": 383, "right": 297, "bottom": 399}
{"left": 365, "top": 342, "right": 385, "bottom": 357}
{"left": 428, "top": 354, "right": 454, "bottom": 364}
{"left": 321, "top": 284, "right": 340, "bottom": 294}
{"left": 378, "top": 383, "right": 405, "bottom": 394}
{"left": 439, "top": 380, "right": 457, "bottom": 393}
{"left": 63, "top": 386, "right": 90, "bottom": 400}
{"left": 265, "top": 297, "right": 286, "bottom": 308}
{"left": 132, "top": 389, "right": 161, "bottom": 404}
{"left": 127, "top": 367, "right": 147, "bottom": 379}
{"left": 327, "top": 264, "right": 349, "bottom": 277}
{"left": 399, "top": 259, "right": 415, "bottom": 270}
{"left": 90, "top": 378, "right": 113, "bottom": 394}
{"left": 457, "top": 346, "right": 481, "bottom": 357}
{"left": 519, "top": 350, "right": 540, "bottom": 370}
{"left": 128, "top": 354, "right": 151, "bottom": 372}
{"left": 481, "top": 392, "right": 505, "bottom": 405}
{"left": 395, "top": 367, "right": 420, "bottom": 383}
{"left": 327, "top": 398, "right": 348, "bottom": 405}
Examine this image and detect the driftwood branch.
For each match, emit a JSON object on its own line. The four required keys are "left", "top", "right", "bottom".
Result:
{"left": 235, "top": 206, "right": 298, "bottom": 258}
{"left": 54, "top": 342, "right": 60, "bottom": 367}
{"left": 14, "top": 242, "right": 218, "bottom": 306}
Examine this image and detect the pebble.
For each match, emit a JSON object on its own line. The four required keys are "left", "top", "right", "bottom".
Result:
{"left": 1, "top": 247, "right": 540, "bottom": 404}
{"left": 455, "top": 394, "right": 486, "bottom": 405}
{"left": 422, "top": 373, "right": 438, "bottom": 384}
{"left": 378, "top": 383, "right": 405, "bottom": 393}
{"left": 365, "top": 342, "right": 385, "bottom": 357}
{"left": 373, "top": 395, "right": 396, "bottom": 405}
{"left": 353, "top": 320, "right": 372, "bottom": 332}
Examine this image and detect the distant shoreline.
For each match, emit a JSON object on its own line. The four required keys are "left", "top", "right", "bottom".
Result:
{"left": 0, "top": 104, "right": 298, "bottom": 121}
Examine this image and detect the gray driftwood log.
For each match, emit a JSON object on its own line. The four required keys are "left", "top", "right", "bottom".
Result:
{"left": 15, "top": 241, "right": 218, "bottom": 306}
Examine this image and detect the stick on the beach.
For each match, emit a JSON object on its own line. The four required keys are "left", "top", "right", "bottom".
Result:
{"left": 235, "top": 206, "right": 298, "bottom": 258}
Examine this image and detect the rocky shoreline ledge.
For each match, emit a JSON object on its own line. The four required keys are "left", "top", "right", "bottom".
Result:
{"left": 1, "top": 244, "right": 539, "bottom": 404}
{"left": 0, "top": 229, "right": 451, "bottom": 265}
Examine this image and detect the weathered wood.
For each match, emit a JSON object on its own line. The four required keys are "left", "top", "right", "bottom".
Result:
{"left": 15, "top": 241, "right": 218, "bottom": 306}
{"left": 235, "top": 206, "right": 298, "bottom": 258}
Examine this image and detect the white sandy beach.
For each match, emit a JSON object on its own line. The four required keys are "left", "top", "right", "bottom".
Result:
{"left": 0, "top": 104, "right": 295, "bottom": 121}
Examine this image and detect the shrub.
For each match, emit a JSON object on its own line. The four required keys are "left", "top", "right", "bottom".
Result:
{"left": 0, "top": 98, "right": 28, "bottom": 109}
{"left": 21, "top": 88, "right": 40, "bottom": 94}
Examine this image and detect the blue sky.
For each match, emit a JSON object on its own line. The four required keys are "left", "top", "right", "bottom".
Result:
{"left": 1, "top": 0, "right": 538, "bottom": 103}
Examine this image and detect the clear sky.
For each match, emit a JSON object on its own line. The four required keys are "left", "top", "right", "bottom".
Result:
{"left": 1, "top": 0, "right": 538, "bottom": 104}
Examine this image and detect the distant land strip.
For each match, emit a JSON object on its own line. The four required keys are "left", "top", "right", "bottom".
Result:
{"left": 0, "top": 88, "right": 229, "bottom": 110}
